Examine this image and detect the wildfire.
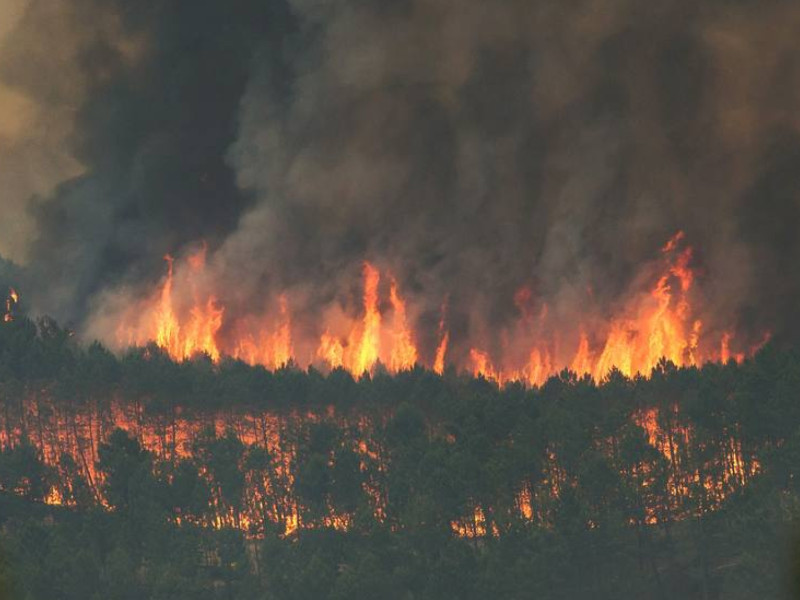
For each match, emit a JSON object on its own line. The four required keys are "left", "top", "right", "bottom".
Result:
{"left": 112, "top": 232, "right": 763, "bottom": 383}
{"left": 566, "top": 233, "right": 701, "bottom": 381}
{"left": 317, "top": 331, "right": 345, "bottom": 369}
{"left": 234, "top": 294, "right": 293, "bottom": 369}
{"left": 315, "top": 262, "right": 418, "bottom": 374}
{"left": 469, "top": 348, "right": 498, "bottom": 381}
{"left": 433, "top": 301, "right": 449, "bottom": 375}
{"left": 634, "top": 405, "right": 760, "bottom": 515}
{"left": 3, "top": 288, "right": 18, "bottom": 323}
{"left": 467, "top": 231, "right": 747, "bottom": 384}
{"left": 153, "top": 252, "right": 223, "bottom": 361}
{"left": 0, "top": 392, "right": 761, "bottom": 538}
{"left": 525, "top": 348, "right": 552, "bottom": 387}
{"left": 389, "top": 278, "right": 418, "bottom": 371}
{"left": 720, "top": 331, "right": 745, "bottom": 365}
{"left": 451, "top": 505, "right": 500, "bottom": 538}
{"left": 349, "top": 262, "right": 382, "bottom": 375}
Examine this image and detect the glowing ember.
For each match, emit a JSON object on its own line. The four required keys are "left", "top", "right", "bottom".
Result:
{"left": 3, "top": 288, "right": 18, "bottom": 323}
{"left": 0, "top": 395, "right": 764, "bottom": 537}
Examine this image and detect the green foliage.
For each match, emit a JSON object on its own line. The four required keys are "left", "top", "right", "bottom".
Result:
{"left": 0, "top": 440, "right": 51, "bottom": 501}
{"left": 1, "top": 315, "right": 800, "bottom": 597}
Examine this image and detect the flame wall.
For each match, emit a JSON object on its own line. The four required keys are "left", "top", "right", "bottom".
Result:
{"left": 88, "top": 232, "right": 764, "bottom": 384}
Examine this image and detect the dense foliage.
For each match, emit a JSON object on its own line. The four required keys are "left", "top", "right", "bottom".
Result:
{"left": 0, "top": 314, "right": 799, "bottom": 599}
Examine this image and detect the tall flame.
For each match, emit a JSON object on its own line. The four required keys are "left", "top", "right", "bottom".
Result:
{"left": 570, "top": 332, "right": 592, "bottom": 377}
{"left": 590, "top": 232, "right": 699, "bottom": 379}
{"left": 389, "top": 278, "right": 418, "bottom": 371}
{"left": 433, "top": 302, "right": 449, "bottom": 375}
{"left": 317, "top": 331, "right": 344, "bottom": 369}
{"left": 154, "top": 255, "right": 180, "bottom": 353}
{"left": 350, "top": 262, "right": 381, "bottom": 375}
{"left": 235, "top": 294, "right": 293, "bottom": 369}
{"left": 525, "top": 348, "right": 552, "bottom": 387}
{"left": 112, "top": 232, "right": 765, "bottom": 384}
{"left": 470, "top": 348, "right": 498, "bottom": 381}
{"left": 132, "top": 251, "right": 223, "bottom": 361}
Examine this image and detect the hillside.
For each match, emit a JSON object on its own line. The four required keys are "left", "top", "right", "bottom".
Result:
{"left": 0, "top": 315, "right": 798, "bottom": 598}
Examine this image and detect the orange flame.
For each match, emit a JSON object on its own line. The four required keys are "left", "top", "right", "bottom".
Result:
{"left": 317, "top": 331, "right": 344, "bottom": 369}
{"left": 525, "top": 348, "right": 552, "bottom": 387}
{"left": 720, "top": 331, "right": 744, "bottom": 365}
{"left": 470, "top": 348, "right": 498, "bottom": 381}
{"left": 0, "top": 394, "right": 762, "bottom": 536}
{"left": 581, "top": 232, "right": 707, "bottom": 380}
{"left": 350, "top": 262, "right": 381, "bottom": 375}
{"left": 3, "top": 288, "right": 18, "bottom": 323}
{"left": 570, "top": 332, "right": 591, "bottom": 377}
{"left": 112, "top": 232, "right": 764, "bottom": 384}
{"left": 131, "top": 251, "right": 223, "bottom": 361}
{"left": 431, "top": 300, "right": 449, "bottom": 375}
{"left": 389, "top": 278, "right": 418, "bottom": 371}
{"left": 235, "top": 295, "right": 293, "bottom": 369}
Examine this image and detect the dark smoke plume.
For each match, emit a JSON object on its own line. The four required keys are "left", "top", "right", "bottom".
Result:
{"left": 1, "top": 0, "right": 800, "bottom": 359}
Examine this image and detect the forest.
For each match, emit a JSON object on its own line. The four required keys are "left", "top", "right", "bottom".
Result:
{"left": 0, "top": 311, "right": 799, "bottom": 599}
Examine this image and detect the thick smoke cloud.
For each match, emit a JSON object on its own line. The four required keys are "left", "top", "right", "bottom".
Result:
{"left": 0, "top": 0, "right": 294, "bottom": 320}
{"left": 2, "top": 0, "right": 800, "bottom": 357}
{"left": 0, "top": 0, "right": 86, "bottom": 264}
{"left": 216, "top": 0, "right": 800, "bottom": 357}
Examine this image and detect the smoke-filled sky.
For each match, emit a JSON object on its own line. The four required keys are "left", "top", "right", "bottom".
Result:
{"left": 2, "top": 0, "right": 800, "bottom": 360}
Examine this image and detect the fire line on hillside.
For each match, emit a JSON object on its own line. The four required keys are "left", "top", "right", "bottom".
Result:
{"left": 103, "top": 231, "right": 767, "bottom": 384}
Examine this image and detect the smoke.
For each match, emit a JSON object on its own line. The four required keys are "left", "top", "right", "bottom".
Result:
{"left": 0, "top": 0, "right": 86, "bottom": 264}
{"left": 0, "top": 0, "right": 294, "bottom": 320}
{"left": 214, "top": 0, "right": 800, "bottom": 358}
{"left": 3, "top": 0, "right": 800, "bottom": 359}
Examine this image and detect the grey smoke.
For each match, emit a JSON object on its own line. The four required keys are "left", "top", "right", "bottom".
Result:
{"left": 1, "top": 0, "right": 799, "bottom": 362}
